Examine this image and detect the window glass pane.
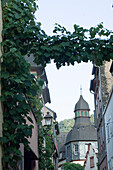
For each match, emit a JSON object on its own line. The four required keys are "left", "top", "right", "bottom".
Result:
{"left": 81, "top": 111, "right": 83, "bottom": 116}
{"left": 85, "top": 111, "right": 87, "bottom": 116}
{"left": 90, "top": 156, "right": 94, "bottom": 168}
{"left": 74, "top": 144, "right": 78, "bottom": 155}
{"left": 78, "top": 111, "right": 79, "bottom": 116}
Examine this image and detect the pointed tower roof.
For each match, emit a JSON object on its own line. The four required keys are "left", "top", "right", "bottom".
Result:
{"left": 65, "top": 95, "right": 96, "bottom": 144}
{"left": 74, "top": 95, "right": 90, "bottom": 112}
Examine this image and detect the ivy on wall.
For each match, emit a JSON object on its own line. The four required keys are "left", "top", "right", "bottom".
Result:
{"left": 1, "top": 0, "right": 43, "bottom": 169}
{"left": 38, "top": 125, "right": 55, "bottom": 170}
{"left": 1, "top": 0, "right": 113, "bottom": 169}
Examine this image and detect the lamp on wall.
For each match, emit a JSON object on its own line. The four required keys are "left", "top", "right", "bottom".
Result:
{"left": 44, "top": 112, "right": 53, "bottom": 126}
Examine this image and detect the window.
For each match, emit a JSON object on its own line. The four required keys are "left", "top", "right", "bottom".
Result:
{"left": 81, "top": 111, "right": 83, "bottom": 116}
{"left": 85, "top": 111, "right": 87, "bottom": 116}
{"left": 90, "top": 156, "right": 94, "bottom": 168}
{"left": 59, "top": 153, "right": 62, "bottom": 159}
{"left": 78, "top": 111, "right": 80, "bottom": 116}
{"left": 111, "top": 157, "right": 113, "bottom": 168}
{"left": 67, "top": 146, "right": 70, "bottom": 157}
{"left": 107, "top": 122, "right": 110, "bottom": 143}
{"left": 74, "top": 144, "right": 78, "bottom": 155}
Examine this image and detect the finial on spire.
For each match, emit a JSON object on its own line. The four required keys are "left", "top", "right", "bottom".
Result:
{"left": 80, "top": 85, "right": 82, "bottom": 95}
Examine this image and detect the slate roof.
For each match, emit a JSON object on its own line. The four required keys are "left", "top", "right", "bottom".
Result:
{"left": 59, "top": 145, "right": 66, "bottom": 160}
{"left": 57, "top": 132, "right": 68, "bottom": 153}
{"left": 60, "top": 145, "right": 65, "bottom": 152}
{"left": 74, "top": 95, "right": 90, "bottom": 112}
{"left": 65, "top": 122, "right": 97, "bottom": 144}
{"left": 66, "top": 94, "right": 97, "bottom": 144}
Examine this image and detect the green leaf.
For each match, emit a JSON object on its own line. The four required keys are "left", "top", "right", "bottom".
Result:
{"left": 27, "top": 116, "right": 33, "bottom": 123}
{"left": 10, "top": 48, "right": 17, "bottom": 53}
{"left": 1, "top": 72, "right": 9, "bottom": 79}
{"left": 110, "top": 53, "right": 113, "bottom": 59}
{"left": 15, "top": 79, "right": 22, "bottom": 83}
{"left": 15, "top": 94, "right": 24, "bottom": 101}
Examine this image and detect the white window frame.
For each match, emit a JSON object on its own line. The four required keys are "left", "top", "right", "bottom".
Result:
{"left": 74, "top": 144, "right": 78, "bottom": 155}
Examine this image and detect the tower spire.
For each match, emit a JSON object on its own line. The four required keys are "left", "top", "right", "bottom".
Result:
{"left": 80, "top": 85, "right": 82, "bottom": 95}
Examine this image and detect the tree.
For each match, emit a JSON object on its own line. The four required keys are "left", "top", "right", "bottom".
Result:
{"left": 63, "top": 162, "right": 83, "bottom": 170}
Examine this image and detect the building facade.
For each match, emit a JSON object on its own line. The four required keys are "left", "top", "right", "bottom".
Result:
{"left": 57, "top": 132, "right": 68, "bottom": 169}
{"left": 43, "top": 106, "right": 59, "bottom": 169}
{"left": 58, "top": 94, "right": 98, "bottom": 169}
{"left": 90, "top": 61, "right": 113, "bottom": 170}
{"left": 23, "top": 55, "right": 52, "bottom": 170}
{"left": 104, "top": 86, "right": 113, "bottom": 169}
{"left": 19, "top": 110, "right": 39, "bottom": 170}
{"left": 83, "top": 143, "right": 98, "bottom": 170}
{"left": 65, "top": 95, "right": 97, "bottom": 166}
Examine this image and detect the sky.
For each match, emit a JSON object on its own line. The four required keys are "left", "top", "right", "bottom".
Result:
{"left": 35, "top": 0, "right": 113, "bottom": 121}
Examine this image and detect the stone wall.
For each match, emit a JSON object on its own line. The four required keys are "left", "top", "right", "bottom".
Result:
{"left": 100, "top": 60, "right": 113, "bottom": 109}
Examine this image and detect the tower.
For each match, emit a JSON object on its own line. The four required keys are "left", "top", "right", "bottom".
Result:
{"left": 74, "top": 94, "right": 90, "bottom": 118}
{"left": 65, "top": 94, "right": 97, "bottom": 166}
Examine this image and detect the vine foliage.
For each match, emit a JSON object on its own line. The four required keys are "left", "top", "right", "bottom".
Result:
{"left": 1, "top": 0, "right": 113, "bottom": 169}
{"left": 1, "top": 0, "right": 43, "bottom": 169}
{"left": 38, "top": 125, "right": 55, "bottom": 170}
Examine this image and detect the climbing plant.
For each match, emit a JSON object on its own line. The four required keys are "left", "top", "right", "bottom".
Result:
{"left": 1, "top": 0, "right": 113, "bottom": 169}
{"left": 1, "top": 0, "right": 44, "bottom": 169}
{"left": 32, "top": 22, "right": 113, "bottom": 68}
{"left": 38, "top": 124, "right": 55, "bottom": 170}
